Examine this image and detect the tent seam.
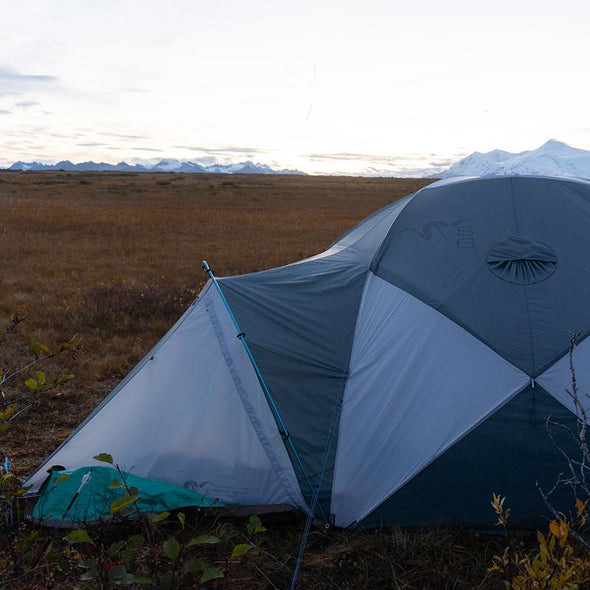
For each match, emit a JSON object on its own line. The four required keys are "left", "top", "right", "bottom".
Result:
{"left": 204, "top": 292, "right": 306, "bottom": 511}
{"left": 329, "top": 270, "right": 373, "bottom": 515}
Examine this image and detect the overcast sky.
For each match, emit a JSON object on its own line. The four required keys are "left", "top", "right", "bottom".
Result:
{"left": 1, "top": 0, "right": 590, "bottom": 175}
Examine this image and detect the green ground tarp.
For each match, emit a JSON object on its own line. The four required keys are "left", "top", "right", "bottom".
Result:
{"left": 31, "top": 466, "right": 225, "bottom": 525}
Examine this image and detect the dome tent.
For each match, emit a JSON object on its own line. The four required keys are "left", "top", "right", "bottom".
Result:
{"left": 27, "top": 175, "right": 590, "bottom": 529}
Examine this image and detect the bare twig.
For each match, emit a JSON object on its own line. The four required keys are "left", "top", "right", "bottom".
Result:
{"left": 541, "top": 331, "right": 590, "bottom": 547}
{"left": 536, "top": 481, "right": 590, "bottom": 550}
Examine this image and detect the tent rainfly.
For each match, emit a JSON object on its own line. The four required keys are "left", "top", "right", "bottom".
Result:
{"left": 26, "top": 175, "right": 590, "bottom": 529}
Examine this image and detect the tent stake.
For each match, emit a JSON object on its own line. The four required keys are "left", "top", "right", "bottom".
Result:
{"left": 202, "top": 261, "right": 326, "bottom": 522}
{"left": 33, "top": 471, "right": 92, "bottom": 568}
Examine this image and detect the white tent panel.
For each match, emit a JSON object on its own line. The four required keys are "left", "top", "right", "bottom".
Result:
{"left": 537, "top": 336, "right": 590, "bottom": 421}
{"left": 26, "top": 283, "right": 305, "bottom": 510}
{"left": 331, "top": 274, "right": 528, "bottom": 526}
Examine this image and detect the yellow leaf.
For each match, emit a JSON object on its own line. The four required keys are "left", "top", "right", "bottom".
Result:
{"left": 549, "top": 520, "right": 561, "bottom": 538}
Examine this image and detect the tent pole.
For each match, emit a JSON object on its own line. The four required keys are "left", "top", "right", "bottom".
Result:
{"left": 202, "top": 261, "right": 326, "bottom": 522}
{"left": 290, "top": 392, "right": 341, "bottom": 590}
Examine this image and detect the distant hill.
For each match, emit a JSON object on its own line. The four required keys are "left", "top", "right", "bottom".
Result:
{"left": 6, "top": 159, "right": 306, "bottom": 175}
{"left": 439, "top": 140, "right": 590, "bottom": 178}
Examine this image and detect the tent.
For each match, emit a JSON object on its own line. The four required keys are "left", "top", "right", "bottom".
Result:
{"left": 27, "top": 175, "right": 590, "bottom": 529}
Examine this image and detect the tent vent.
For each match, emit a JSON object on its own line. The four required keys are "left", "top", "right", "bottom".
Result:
{"left": 486, "top": 237, "right": 557, "bottom": 285}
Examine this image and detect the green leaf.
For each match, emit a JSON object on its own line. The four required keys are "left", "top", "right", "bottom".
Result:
{"left": 80, "top": 569, "right": 99, "bottom": 580}
{"left": 0, "top": 403, "right": 17, "bottom": 421}
{"left": 108, "top": 564, "right": 127, "bottom": 579}
{"left": 65, "top": 529, "right": 93, "bottom": 544}
{"left": 20, "top": 530, "right": 41, "bottom": 552}
{"left": 163, "top": 537, "right": 181, "bottom": 562}
{"left": 77, "top": 558, "right": 98, "bottom": 570}
{"left": 93, "top": 452, "right": 113, "bottom": 464}
{"left": 150, "top": 510, "right": 170, "bottom": 523}
{"left": 127, "top": 534, "right": 145, "bottom": 550}
{"left": 200, "top": 565, "right": 224, "bottom": 583}
{"left": 57, "top": 334, "right": 79, "bottom": 352}
{"left": 108, "top": 564, "right": 134, "bottom": 584}
{"left": 24, "top": 378, "right": 38, "bottom": 391}
{"left": 184, "top": 558, "right": 203, "bottom": 576}
{"left": 109, "top": 478, "right": 124, "bottom": 489}
{"left": 15, "top": 484, "right": 33, "bottom": 497}
{"left": 36, "top": 371, "right": 46, "bottom": 385}
{"left": 29, "top": 340, "right": 51, "bottom": 356}
{"left": 177, "top": 511, "right": 185, "bottom": 529}
{"left": 109, "top": 494, "right": 139, "bottom": 516}
{"left": 188, "top": 535, "right": 221, "bottom": 546}
{"left": 55, "top": 374, "right": 75, "bottom": 386}
{"left": 231, "top": 544, "right": 252, "bottom": 559}
{"left": 247, "top": 515, "right": 266, "bottom": 535}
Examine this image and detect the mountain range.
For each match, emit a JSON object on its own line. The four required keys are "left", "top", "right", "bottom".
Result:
{"left": 439, "top": 139, "right": 590, "bottom": 178}
{"left": 6, "top": 140, "right": 590, "bottom": 178}
{"left": 7, "top": 159, "right": 305, "bottom": 175}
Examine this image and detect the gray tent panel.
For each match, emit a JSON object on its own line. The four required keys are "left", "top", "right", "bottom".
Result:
{"left": 372, "top": 176, "right": 590, "bottom": 375}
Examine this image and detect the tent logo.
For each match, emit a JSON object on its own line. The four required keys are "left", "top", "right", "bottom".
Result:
{"left": 399, "top": 218, "right": 475, "bottom": 249}
{"left": 184, "top": 479, "right": 249, "bottom": 498}
{"left": 184, "top": 480, "right": 213, "bottom": 492}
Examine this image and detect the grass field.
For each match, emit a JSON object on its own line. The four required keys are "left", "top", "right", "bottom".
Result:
{"left": 1, "top": 171, "right": 520, "bottom": 589}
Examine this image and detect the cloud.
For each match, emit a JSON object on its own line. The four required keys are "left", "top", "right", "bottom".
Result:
{"left": 15, "top": 100, "right": 39, "bottom": 108}
{"left": 133, "top": 147, "right": 163, "bottom": 152}
{"left": 191, "top": 156, "right": 217, "bottom": 166}
{"left": 0, "top": 109, "right": 10, "bottom": 115}
{"left": 99, "top": 132, "right": 147, "bottom": 140}
{"left": 0, "top": 70, "right": 59, "bottom": 96}
{"left": 308, "top": 152, "right": 435, "bottom": 164}
{"left": 308, "top": 152, "right": 387, "bottom": 162}
{"left": 174, "top": 145, "right": 265, "bottom": 155}
{"left": 302, "top": 150, "right": 459, "bottom": 177}
{"left": 308, "top": 151, "right": 459, "bottom": 167}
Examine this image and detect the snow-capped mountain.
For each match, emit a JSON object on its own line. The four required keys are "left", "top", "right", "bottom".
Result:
{"left": 440, "top": 140, "right": 590, "bottom": 178}
{"left": 7, "top": 159, "right": 305, "bottom": 175}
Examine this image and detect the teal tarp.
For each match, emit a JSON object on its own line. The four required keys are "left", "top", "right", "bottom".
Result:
{"left": 32, "top": 466, "right": 225, "bottom": 525}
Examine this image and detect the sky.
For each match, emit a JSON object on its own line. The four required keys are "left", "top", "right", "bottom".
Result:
{"left": 2, "top": 0, "right": 590, "bottom": 175}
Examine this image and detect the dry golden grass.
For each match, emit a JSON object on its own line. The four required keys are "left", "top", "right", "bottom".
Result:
{"left": 0, "top": 170, "right": 432, "bottom": 472}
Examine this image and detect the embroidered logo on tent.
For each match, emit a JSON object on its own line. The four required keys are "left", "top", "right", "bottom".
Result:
{"left": 486, "top": 237, "right": 557, "bottom": 285}
{"left": 398, "top": 218, "right": 475, "bottom": 249}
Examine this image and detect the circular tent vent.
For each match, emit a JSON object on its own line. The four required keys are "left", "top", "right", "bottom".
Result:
{"left": 486, "top": 237, "right": 557, "bottom": 285}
